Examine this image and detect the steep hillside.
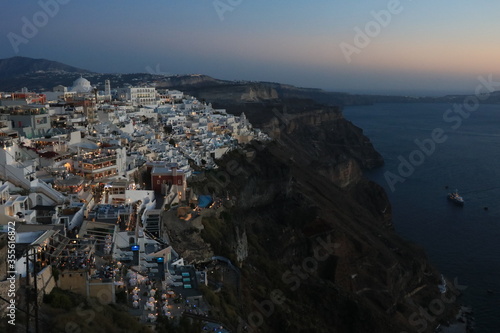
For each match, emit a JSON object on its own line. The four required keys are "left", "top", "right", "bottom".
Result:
{"left": 186, "top": 113, "right": 460, "bottom": 332}
{"left": 177, "top": 93, "right": 461, "bottom": 332}
{"left": 3, "top": 56, "right": 499, "bottom": 106}
{"left": 0, "top": 56, "right": 90, "bottom": 78}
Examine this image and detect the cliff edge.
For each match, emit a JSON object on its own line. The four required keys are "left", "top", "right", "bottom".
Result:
{"left": 178, "top": 90, "right": 459, "bottom": 332}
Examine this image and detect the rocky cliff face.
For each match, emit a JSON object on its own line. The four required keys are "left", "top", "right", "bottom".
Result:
{"left": 191, "top": 137, "right": 458, "bottom": 332}
{"left": 172, "top": 83, "right": 459, "bottom": 332}
{"left": 259, "top": 107, "right": 382, "bottom": 187}
{"left": 240, "top": 85, "right": 279, "bottom": 102}
{"left": 157, "top": 74, "right": 226, "bottom": 88}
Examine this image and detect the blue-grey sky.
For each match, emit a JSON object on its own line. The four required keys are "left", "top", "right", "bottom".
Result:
{"left": 1, "top": 0, "right": 500, "bottom": 95}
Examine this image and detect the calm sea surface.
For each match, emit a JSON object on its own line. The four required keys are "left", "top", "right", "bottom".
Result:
{"left": 344, "top": 103, "right": 500, "bottom": 332}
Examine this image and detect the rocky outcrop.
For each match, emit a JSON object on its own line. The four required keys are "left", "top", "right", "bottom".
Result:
{"left": 320, "top": 158, "right": 363, "bottom": 188}
{"left": 234, "top": 226, "right": 248, "bottom": 263}
{"left": 257, "top": 107, "right": 382, "bottom": 187}
{"left": 183, "top": 90, "right": 457, "bottom": 332}
{"left": 157, "top": 74, "right": 225, "bottom": 88}
{"left": 192, "top": 140, "right": 458, "bottom": 332}
{"left": 241, "top": 85, "right": 279, "bottom": 102}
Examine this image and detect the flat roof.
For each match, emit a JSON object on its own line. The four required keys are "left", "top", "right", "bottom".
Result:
{"left": 15, "top": 224, "right": 64, "bottom": 233}
{"left": 55, "top": 176, "right": 83, "bottom": 187}
{"left": 32, "top": 229, "right": 59, "bottom": 246}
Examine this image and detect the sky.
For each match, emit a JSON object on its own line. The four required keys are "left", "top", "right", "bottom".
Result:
{"left": 1, "top": 0, "right": 500, "bottom": 96}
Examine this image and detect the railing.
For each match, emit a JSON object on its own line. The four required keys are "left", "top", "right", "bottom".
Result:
{"left": 74, "top": 155, "right": 116, "bottom": 164}
{"left": 31, "top": 179, "right": 65, "bottom": 204}
{"left": 80, "top": 161, "right": 117, "bottom": 172}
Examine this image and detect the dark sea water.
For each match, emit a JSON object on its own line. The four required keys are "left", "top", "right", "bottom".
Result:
{"left": 344, "top": 103, "right": 500, "bottom": 332}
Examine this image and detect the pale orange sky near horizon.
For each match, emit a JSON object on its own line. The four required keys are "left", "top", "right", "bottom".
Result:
{"left": 1, "top": 0, "right": 500, "bottom": 95}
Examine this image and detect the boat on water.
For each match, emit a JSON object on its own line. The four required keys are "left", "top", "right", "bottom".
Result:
{"left": 448, "top": 190, "right": 464, "bottom": 206}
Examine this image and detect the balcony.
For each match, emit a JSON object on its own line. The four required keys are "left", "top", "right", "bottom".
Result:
{"left": 79, "top": 161, "right": 117, "bottom": 172}
{"left": 85, "top": 155, "right": 116, "bottom": 164}
{"left": 74, "top": 154, "right": 116, "bottom": 165}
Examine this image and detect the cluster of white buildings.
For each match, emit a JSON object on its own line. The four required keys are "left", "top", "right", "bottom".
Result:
{"left": 0, "top": 75, "right": 269, "bottom": 227}
{"left": 0, "top": 76, "right": 267, "bottom": 324}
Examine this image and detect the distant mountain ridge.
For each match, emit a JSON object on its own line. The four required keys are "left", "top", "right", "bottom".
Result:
{"left": 0, "top": 56, "right": 91, "bottom": 78}
{"left": 2, "top": 56, "right": 500, "bottom": 106}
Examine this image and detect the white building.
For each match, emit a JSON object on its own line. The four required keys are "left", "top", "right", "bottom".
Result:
{"left": 167, "top": 90, "right": 183, "bottom": 100}
{"left": 118, "top": 87, "right": 157, "bottom": 106}
{"left": 71, "top": 77, "right": 93, "bottom": 94}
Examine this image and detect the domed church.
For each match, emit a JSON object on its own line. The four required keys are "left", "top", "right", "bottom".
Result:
{"left": 70, "top": 76, "right": 93, "bottom": 93}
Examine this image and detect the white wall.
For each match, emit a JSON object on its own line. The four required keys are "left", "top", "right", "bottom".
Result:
{"left": 125, "top": 190, "right": 155, "bottom": 204}
{"left": 29, "top": 192, "right": 55, "bottom": 207}
{"left": 68, "top": 205, "right": 85, "bottom": 230}
{"left": 116, "top": 147, "right": 127, "bottom": 175}
{"left": 122, "top": 122, "right": 134, "bottom": 134}
{"left": 69, "top": 131, "right": 82, "bottom": 145}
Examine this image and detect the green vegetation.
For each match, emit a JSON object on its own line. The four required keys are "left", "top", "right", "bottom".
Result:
{"left": 200, "top": 215, "right": 236, "bottom": 263}
{"left": 43, "top": 287, "right": 79, "bottom": 308}
{"left": 199, "top": 284, "right": 239, "bottom": 327}
{"left": 156, "top": 315, "right": 202, "bottom": 333}
{"left": 0, "top": 234, "right": 7, "bottom": 249}
{"left": 51, "top": 266, "right": 60, "bottom": 282}
{"left": 115, "top": 289, "right": 127, "bottom": 304}
{"left": 43, "top": 288, "right": 151, "bottom": 333}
